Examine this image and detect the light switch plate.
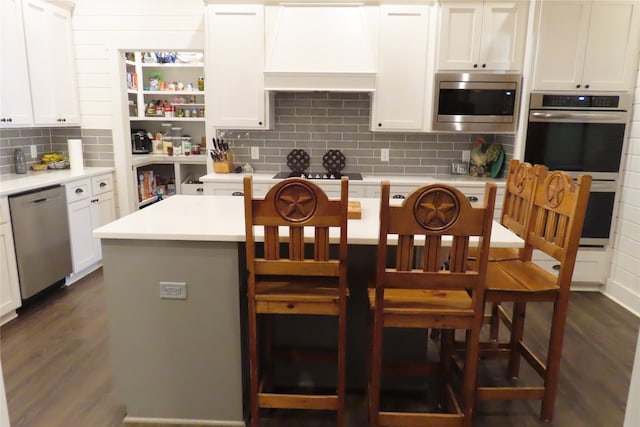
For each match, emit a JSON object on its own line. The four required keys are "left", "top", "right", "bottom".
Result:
{"left": 381, "top": 148, "right": 389, "bottom": 162}
{"left": 251, "top": 146, "right": 259, "bottom": 160}
{"left": 461, "top": 150, "right": 471, "bottom": 163}
{"left": 30, "top": 145, "right": 37, "bottom": 159}
{"left": 159, "top": 282, "right": 187, "bottom": 300}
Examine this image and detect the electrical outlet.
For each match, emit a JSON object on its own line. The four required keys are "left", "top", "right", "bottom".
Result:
{"left": 159, "top": 282, "right": 187, "bottom": 300}
{"left": 30, "top": 145, "right": 37, "bottom": 159}
{"left": 381, "top": 148, "right": 390, "bottom": 162}
{"left": 461, "top": 150, "right": 471, "bottom": 163}
{"left": 251, "top": 146, "right": 260, "bottom": 160}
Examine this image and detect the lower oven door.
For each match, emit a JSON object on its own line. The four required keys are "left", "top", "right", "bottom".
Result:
{"left": 580, "top": 180, "right": 617, "bottom": 246}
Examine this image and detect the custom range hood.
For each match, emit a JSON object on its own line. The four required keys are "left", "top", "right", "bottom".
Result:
{"left": 264, "top": 4, "right": 377, "bottom": 92}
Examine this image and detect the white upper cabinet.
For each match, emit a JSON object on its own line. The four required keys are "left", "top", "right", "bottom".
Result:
{"left": 22, "top": 0, "right": 80, "bottom": 125}
{"left": 438, "top": 1, "right": 528, "bottom": 71}
{"left": 206, "top": 4, "right": 268, "bottom": 129}
{"left": 0, "top": 0, "right": 33, "bottom": 126}
{"left": 371, "top": 5, "right": 431, "bottom": 131}
{"left": 533, "top": 0, "right": 640, "bottom": 91}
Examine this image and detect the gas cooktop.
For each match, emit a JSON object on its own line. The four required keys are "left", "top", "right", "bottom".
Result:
{"left": 272, "top": 171, "right": 363, "bottom": 180}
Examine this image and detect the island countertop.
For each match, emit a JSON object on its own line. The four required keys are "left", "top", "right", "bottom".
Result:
{"left": 94, "top": 195, "right": 522, "bottom": 248}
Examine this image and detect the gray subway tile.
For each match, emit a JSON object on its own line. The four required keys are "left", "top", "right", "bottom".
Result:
{"left": 82, "top": 129, "right": 113, "bottom": 137}
{"left": 51, "top": 127, "right": 81, "bottom": 137}
{"left": 0, "top": 129, "right": 20, "bottom": 138}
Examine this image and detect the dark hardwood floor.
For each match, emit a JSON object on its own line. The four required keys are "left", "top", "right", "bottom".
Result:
{"left": 1, "top": 269, "right": 638, "bottom": 427}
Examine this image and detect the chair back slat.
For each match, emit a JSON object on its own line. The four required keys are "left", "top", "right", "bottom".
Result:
{"left": 450, "top": 236, "right": 470, "bottom": 273}
{"left": 289, "top": 226, "right": 304, "bottom": 260}
{"left": 314, "top": 227, "right": 330, "bottom": 261}
{"left": 377, "top": 181, "right": 496, "bottom": 298}
{"left": 422, "top": 235, "right": 442, "bottom": 272}
{"left": 397, "top": 235, "right": 415, "bottom": 271}
{"left": 264, "top": 226, "right": 280, "bottom": 260}
{"left": 255, "top": 259, "right": 340, "bottom": 276}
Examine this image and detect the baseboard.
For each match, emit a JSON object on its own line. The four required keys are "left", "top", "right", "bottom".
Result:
{"left": 570, "top": 281, "right": 603, "bottom": 292}
{"left": 65, "top": 262, "right": 102, "bottom": 286}
{"left": 602, "top": 278, "right": 640, "bottom": 317}
{"left": 0, "top": 310, "right": 18, "bottom": 327}
{"left": 123, "top": 416, "right": 245, "bottom": 427}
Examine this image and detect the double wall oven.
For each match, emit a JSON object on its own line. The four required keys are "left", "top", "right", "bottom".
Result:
{"left": 524, "top": 92, "right": 633, "bottom": 246}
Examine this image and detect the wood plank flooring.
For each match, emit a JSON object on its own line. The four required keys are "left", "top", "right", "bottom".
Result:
{"left": 1, "top": 269, "right": 638, "bottom": 427}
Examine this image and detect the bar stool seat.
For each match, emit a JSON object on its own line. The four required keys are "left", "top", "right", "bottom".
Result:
{"left": 368, "top": 288, "right": 473, "bottom": 316}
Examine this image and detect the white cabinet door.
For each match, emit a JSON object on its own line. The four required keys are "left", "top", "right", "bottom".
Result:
{"left": 438, "top": 1, "right": 527, "bottom": 71}
{"left": 533, "top": 1, "right": 591, "bottom": 91}
{"left": 581, "top": 1, "right": 640, "bottom": 91}
{"left": 0, "top": 0, "right": 33, "bottom": 126}
{"left": 372, "top": 5, "right": 430, "bottom": 131}
{"left": 479, "top": 2, "right": 528, "bottom": 71}
{"left": 207, "top": 5, "right": 266, "bottom": 129}
{"left": 90, "top": 191, "right": 116, "bottom": 260}
{"left": 48, "top": 4, "right": 79, "bottom": 124}
{"left": 0, "top": 222, "right": 21, "bottom": 319}
{"left": 23, "top": 0, "right": 57, "bottom": 124}
{"left": 533, "top": 0, "right": 640, "bottom": 91}
{"left": 438, "top": 2, "right": 484, "bottom": 70}
{"left": 22, "top": 0, "right": 78, "bottom": 125}
{"left": 68, "top": 198, "right": 99, "bottom": 273}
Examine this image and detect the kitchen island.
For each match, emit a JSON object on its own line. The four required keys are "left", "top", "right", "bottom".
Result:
{"left": 94, "top": 194, "right": 521, "bottom": 426}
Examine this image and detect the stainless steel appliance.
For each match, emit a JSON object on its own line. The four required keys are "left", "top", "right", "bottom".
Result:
{"left": 8, "top": 185, "right": 73, "bottom": 299}
{"left": 524, "top": 92, "right": 633, "bottom": 246}
{"left": 432, "top": 72, "right": 521, "bottom": 132}
{"left": 131, "top": 129, "right": 152, "bottom": 154}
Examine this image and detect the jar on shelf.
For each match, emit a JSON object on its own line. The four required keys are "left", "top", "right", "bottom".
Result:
{"left": 198, "top": 77, "right": 204, "bottom": 91}
{"left": 171, "top": 127, "right": 183, "bottom": 155}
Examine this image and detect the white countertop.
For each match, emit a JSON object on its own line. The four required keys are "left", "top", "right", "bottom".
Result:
{"left": 94, "top": 195, "right": 522, "bottom": 248}
{"left": 0, "top": 167, "right": 115, "bottom": 196}
{"left": 199, "top": 172, "right": 505, "bottom": 187}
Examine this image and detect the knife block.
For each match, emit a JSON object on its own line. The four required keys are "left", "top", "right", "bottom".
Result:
{"left": 213, "top": 152, "right": 233, "bottom": 173}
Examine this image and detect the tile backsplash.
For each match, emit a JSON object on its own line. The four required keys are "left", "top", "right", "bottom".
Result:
{"left": 0, "top": 127, "right": 114, "bottom": 176}
{"left": 219, "top": 92, "right": 514, "bottom": 177}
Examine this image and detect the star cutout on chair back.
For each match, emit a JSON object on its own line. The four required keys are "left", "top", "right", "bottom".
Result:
{"left": 275, "top": 182, "right": 317, "bottom": 222}
{"left": 546, "top": 173, "right": 566, "bottom": 208}
{"left": 514, "top": 164, "right": 529, "bottom": 194}
{"left": 414, "top": 188, "right": 460, "bottom": 231}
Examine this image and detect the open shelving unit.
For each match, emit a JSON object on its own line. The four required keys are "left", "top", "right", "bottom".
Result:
{"left": 124, "top": 51, "right": 208, "bottom": 210}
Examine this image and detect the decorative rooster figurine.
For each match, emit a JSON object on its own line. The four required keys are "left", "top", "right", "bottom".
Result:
{"left": 469, "top": 137, "right": 504, "bottom": 177}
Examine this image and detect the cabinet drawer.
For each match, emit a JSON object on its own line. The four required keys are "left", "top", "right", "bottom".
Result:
{"left": 65, "top": 179, "right": 91, "bottom": 202}
{"left": 182, "top": 183, "right": 206, "bottom": 195}
{"left": 0, "top": 197, "right": 9, "bottom": 224}
{"left": 92, "top": 174, "right": 113, "bottom": 195}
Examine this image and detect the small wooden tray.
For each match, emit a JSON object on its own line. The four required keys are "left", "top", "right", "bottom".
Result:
{"left": 348, "top": 201, "right": 361, "bottom": 219}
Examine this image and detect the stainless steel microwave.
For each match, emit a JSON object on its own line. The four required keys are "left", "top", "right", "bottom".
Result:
{"left": 432, "top": 72, "right": 522, "bottom": 133}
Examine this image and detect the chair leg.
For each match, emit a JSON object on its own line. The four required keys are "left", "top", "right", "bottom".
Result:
{"left": 248, "top": 306, "right": 260, "bottom": 427}
{"left": 489, "top": 303, "right": 500, "bottom": 341}
{"left": 462, "top": 323, "right": 481, "bottom": 427}
{"left": 541, "top": 296, "right": 570, "bottom": 421}
{"left": 508, "top": 302, "right": 526, "bottom": 379}
{"left": 440, "top": 329, "right": 455, "bottom": 409}
{"left": 337, "top": 300, "right": 347, "bottom": 427}
{"left": 369, "top": 309, "right": 384, "bottom": 427}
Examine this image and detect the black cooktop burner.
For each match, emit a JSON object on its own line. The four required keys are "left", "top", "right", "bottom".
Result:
{"left": 273, "top": 171, "right": 363, "bottom": 180}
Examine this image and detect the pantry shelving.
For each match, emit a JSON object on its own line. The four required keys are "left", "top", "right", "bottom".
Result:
{"left": 123, "top": 51, "right": 208, "bottom": 211}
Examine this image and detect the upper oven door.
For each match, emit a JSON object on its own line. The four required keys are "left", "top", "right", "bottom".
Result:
{"left": 433, "top": 73, "right": 521, "bottom": 132}
{"left": 524, "top": 110, "right": 628, "bottom": 179}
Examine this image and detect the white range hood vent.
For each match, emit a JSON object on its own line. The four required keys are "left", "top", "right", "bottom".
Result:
{"left": 264, "top": 5, "right": 377, "bottom": 92}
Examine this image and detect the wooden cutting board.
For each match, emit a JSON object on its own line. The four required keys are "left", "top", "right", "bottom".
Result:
{"left": 348, "top": 201, "right": 362, "bottom": 219}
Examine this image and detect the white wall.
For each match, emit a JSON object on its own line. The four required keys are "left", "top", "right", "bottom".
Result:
{"left": 605, "top": 65, "right": 640, "bottom": 315}
{"left": 71, "top": 0, "right": 206, "bottom": 129}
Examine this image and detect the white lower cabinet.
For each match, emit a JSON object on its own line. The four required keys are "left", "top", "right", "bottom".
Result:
{"left": 66, "top": 174, "right": 116, "bottom": 280}
{"left": 0, "top": 197, "right": 21, "bottom": 323}
{"left": 532, "top": 248, "right": 608, "bottom": 287}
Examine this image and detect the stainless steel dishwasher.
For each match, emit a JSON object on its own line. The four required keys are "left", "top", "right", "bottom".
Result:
{"left": 9, "top": 185, "right": 72, "bottom": 299}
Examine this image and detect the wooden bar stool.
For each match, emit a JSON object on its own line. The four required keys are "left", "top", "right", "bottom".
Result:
{"left": 243, "top": 175, "right": 349, "bottom": 427}
{"left": 368, "top": 181, "right": 496, "bottom": 427}
{"left": 476, "top": 171, "right": 592, "bottom": 421}
{"left": 483, "top": 161, "right": 548, "bottom": 339}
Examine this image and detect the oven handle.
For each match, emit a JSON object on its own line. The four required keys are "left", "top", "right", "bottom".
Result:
{"left": 589, "top": 180, "right": 617, "bottom": 192}
{"left": 529, "top": 111, "right": 628, "bottom": 123}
